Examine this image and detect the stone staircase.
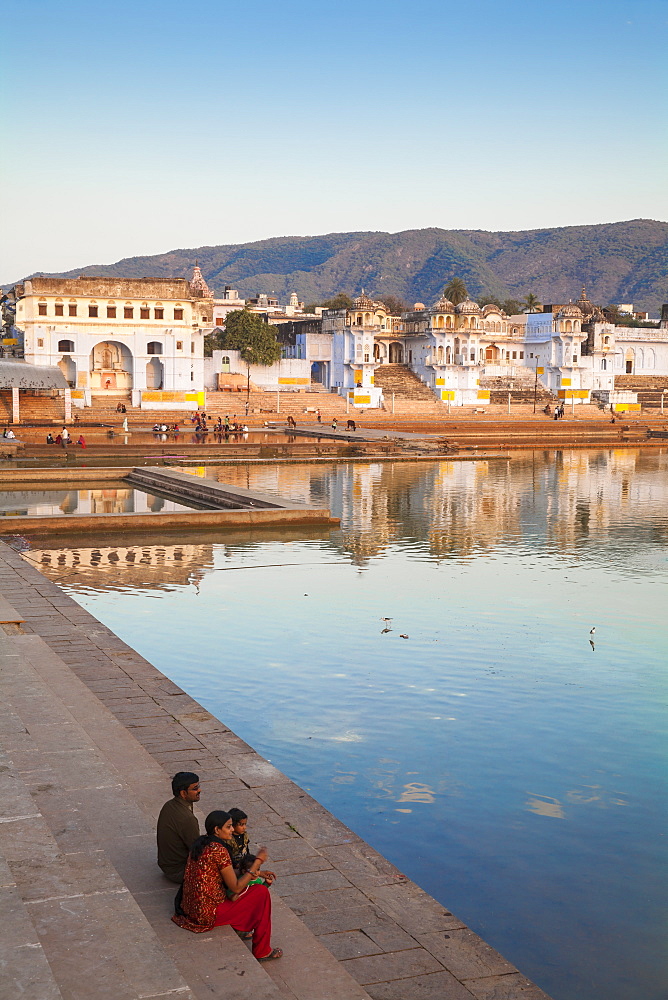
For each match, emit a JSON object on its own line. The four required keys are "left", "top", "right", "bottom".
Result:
{"left": 478, "top": 374, "right": 557, "bottom": 405}
{"left": 614, "top": 374, "right": 668, "bottom": 408}
{"left": 0, "top": 389, "right": 65, "bottom": 425}
{"left": 372, "top": 365, "right": 438, "bottom": 402}
{"left": 0, "top": 612, "right": 372, "bottom": 1000}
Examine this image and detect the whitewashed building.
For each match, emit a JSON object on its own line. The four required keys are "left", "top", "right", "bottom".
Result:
{"left": 5, "top": 269, "right": 213, "bottom": 407}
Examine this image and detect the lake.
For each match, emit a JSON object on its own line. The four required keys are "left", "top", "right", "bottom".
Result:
{"left": 28, "top": 449, "right": 668, "bottom": 1000}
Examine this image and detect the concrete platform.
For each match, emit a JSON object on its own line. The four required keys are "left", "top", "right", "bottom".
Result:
{"left": 0, "top": 540, "right": 553, "bottom": 1000}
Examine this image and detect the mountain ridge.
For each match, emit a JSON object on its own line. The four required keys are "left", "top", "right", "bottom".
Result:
{"left": 8, "top": 219, "right": 668, "bottom": 314}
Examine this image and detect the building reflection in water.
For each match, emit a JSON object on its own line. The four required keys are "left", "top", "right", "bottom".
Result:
{"left": 24, "top": 448, "right": 668, "bottom": 585}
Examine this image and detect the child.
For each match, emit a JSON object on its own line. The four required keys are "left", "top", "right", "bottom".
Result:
{"left": 227, "top": 808, "right": 276, "bottom": 886}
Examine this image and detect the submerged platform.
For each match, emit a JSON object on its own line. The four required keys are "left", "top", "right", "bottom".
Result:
{"left": 0, "top": 539, "right": 553, "bottom": 1000}
{"left": 0, "top": 466, "right": 339, "bottom": 535}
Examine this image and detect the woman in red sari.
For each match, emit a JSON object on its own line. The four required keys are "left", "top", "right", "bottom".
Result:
{"left": 172, "top": 810, "right": 282, "bottom": 962}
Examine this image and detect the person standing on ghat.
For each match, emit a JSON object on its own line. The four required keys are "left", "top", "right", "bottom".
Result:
{"left": 157, "top": 772, "right": 202, "bottom": 884}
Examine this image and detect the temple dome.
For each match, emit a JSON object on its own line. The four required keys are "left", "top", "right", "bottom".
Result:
{"left": 456, "top": 299, "right": 482, "bottom": 314}
{"left": 557, "top": 303, "right": 583, "bottom": 319}
{"left": 432, "top": 296, "right": 455, "bottom": 312}
{"left": 413, "top": 302, "right": 425, "bottom": 311}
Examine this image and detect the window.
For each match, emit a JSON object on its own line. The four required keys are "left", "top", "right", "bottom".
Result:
{"left": 37, "top": 338, "right": 44, "bottom": 348}
{"left": 55, "top": 304, "right": 64, "bottom": 316}
{"left": 89, "top": 305, "right": 98, "bottom": 317}
{"left": 519, "top": 351, "right": 524, "bottom": 360}
{"left": 154, "top": 308, "right": 164, "bottom": 320}
{"left": 140, "top": 308, "right": 150, "bottom": 319}
{"left": 38, "top": 303, "right": 47, "bottom": 315}
{"left": 107, "top": 306, "right": 116, "bottom": 318}
{"left": 124, "top": 307, "right": 133, "bottom": 319}
{"left": 176, "top": 340, "right": 183, "bottom": 351}
{"left": 58, "top": 340, "right": 74, "bottom": 352}
{"left": 174, "top": 308, "right": 184, "bottom": 321}
{"left": 572, "top": 355, "right": 578, "bottom": 364}
{"left": 512, "top": 351, "right": 517, "bottom": 359}
{"left": 69, "top": 304, "right": 77, "bottom": 316}
{"left": 191, "top": 343, "right": 195, "bottom": 353}
{"left": 190, "top": 370, "right": 194, "bottom": 381}
{"left": 147, "top": 342, "right": 163, "bottom": 355}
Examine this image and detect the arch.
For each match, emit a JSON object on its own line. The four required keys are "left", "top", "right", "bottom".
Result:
{"left": 146, "top": 357, "right": 163, "bottom": 389}
{"left": 89, "top": 340, "right": 133, "bottom": 392}
{"left": 437, "top": 346, "right": 444, "bottom": 363}
{"left": 445, "top": 346, "right": 452, "bottom": 364}
{"left": 601, "top": 358, "right": 607, "bottom": 371}
{"left": 637, "top": 348, "right": 644, "bottom": 369}
{"left": 389, "top": 343, "right": 403, "bottom": 363}
{"left": 565, "top": 319, "right": 572, "bottom": 332}
{"left": 221, "top": 355, "right": 231, "bottom": 372}
{"left": 147, "top": 341, "right": 163, "bottom": 355}
{"left": 58, "top": 339, "right": 74, "bottom": 352}
{"left": 373, "top": 343, "right": 381, "bottom": 361}
{"left": 647, "top": 348, "right": 656, "bottom": 369}
{"left": 446, "top": 315, "right": 453, "bottom": 328}
{"left": 624, "top": 348, "right": 635, "bottom": 374}
{"left": 364, "top": 312, "right": 371, "bottom": 324}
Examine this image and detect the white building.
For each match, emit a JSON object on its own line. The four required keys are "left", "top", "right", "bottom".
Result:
{"left": 6, "top": 269, "right": 213, "bottom": 407}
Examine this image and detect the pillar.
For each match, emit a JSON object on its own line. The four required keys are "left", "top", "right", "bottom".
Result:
{"left": 64, "top": 388, "right": 72, "bottom": 423}
{"left": 11, "top": 387, "right": 19, "bottom": 424}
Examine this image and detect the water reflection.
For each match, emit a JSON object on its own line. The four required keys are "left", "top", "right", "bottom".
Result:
{"left": 18, "top": 448, "right": 668, "bottom": 1000}
{"left": 0, "top": 486, "right": 197, "bottom": 517}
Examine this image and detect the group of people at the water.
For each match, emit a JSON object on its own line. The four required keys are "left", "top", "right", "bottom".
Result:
{"left": 156, "top": 771, "right": 282, "bottom": 962}
{"left": 150, "top": 413, "right": 249, "bottom": 441}
{"left": 44, "top": 426, "right": 86, "bottom": 447}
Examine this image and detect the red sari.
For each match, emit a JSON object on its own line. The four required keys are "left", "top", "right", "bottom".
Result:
{"left": 172, "top": 839, "right": 273, "bottom": 959}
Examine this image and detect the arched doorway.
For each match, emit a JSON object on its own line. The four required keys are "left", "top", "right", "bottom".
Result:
{"left": 90, "top": 341, "right": 133, "bottom": 393}
{"left": 485, "top": 345, "right": 499, "bottom": 362}
{"left": 625, "top": 349, "right": 634, "bottom": 374}
{"left": 146, "top": 357, "right": 163, "bottom": 389}
{"left": 389, "top": 343, "right": 403, "bottom": 363}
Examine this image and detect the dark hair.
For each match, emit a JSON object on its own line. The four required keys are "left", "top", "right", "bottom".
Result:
{"left": 171, "top": 771, "right": 199, "bottom": 796}
{"left": 190, "top": 810, "right": 231, "bottom": 862}
{"left": 228, "top": 807, "right": 248, "bottom": 825}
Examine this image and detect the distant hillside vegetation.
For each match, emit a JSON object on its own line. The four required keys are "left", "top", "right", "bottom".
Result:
{"left": 17, "top": 219, "right": 668, "bottom": 314}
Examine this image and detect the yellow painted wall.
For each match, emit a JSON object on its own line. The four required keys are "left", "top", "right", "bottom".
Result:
{"left": 278, "top": 377, "right": 309, "bottom": 385}
{"left": 143, "top": 390, "right": 206, "bottom": 405}
{"left": 441, "top": 390, "right": 455, "bottom": 401}
{"left": 477, "top": 391, "right": 490, "bottom": 400}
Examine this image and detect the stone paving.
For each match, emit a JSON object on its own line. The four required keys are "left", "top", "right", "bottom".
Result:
{"left": 0, "top": 538, "right": 553, "bottom": 1000}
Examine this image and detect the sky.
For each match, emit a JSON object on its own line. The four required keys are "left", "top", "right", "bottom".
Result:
{"left": 2, "top": 0, "right": 667, "bottom": 281}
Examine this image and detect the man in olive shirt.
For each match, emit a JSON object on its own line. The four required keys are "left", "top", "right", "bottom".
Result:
{"left": 157, "top": 771, "right": 201, "bottom": 883}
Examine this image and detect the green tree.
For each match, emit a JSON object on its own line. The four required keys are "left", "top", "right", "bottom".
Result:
{"left": 218, "top": 310, "right": 282, "bottom": 413}
{"left": 443, "top": 277, "right": 468, "bottom": 305}
{"left": 522, "top": 292, "right": 542, "bottom": 313}
{"left": 501, "top": 298, "right": 524, "bottom": 315}
{"left": 222, "top": 309, "right": 282, "bottom": 365}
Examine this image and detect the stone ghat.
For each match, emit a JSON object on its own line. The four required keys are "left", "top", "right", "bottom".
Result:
{"left": 0, "top": 540, "right": 554, "bottom": 1000}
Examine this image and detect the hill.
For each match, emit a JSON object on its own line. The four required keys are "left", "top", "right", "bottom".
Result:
{"left": 12, "top": 219, "right": 668, "bottom": 314}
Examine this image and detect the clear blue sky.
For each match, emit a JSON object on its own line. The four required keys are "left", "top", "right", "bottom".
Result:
{"left": 3, "top": 0, "right": 667, "bottom": 280}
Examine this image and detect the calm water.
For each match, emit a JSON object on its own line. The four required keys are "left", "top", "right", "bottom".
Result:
{"left": 26, "top": 450, "right": 668, "bottom": 1000}
{"left": 0, "top": 486, "right": 197, "bottom": 516}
